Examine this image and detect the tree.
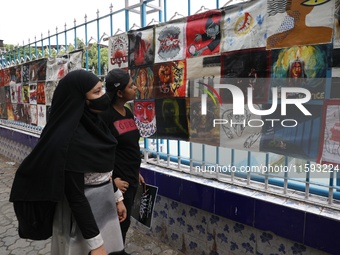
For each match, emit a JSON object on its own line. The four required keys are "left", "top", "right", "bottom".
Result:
{"left": 3, "top": 38, "right": 109, "bottom": 76}
{"left": 84, "top": 42, "right": 109, "bottom": 75}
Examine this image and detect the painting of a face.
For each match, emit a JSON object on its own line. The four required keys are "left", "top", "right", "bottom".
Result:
{"left": 138, "top": 68, "right": 147, "bottom": 87}
{"left": 134, "top": 99, "right": 157, "bottom": 138}
{"left": 290, "top": 61, "right": 303, "bottom": 78}
{"left": 134, "top": 101, "right": 155, "bottom": 123}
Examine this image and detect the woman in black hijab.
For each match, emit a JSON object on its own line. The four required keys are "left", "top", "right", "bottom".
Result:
{"left": 10, "top": 69, "right": 126, "bottom": 255}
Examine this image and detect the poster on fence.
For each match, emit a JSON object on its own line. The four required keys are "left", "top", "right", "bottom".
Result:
{"left": 317, "top": 100, "right": 340, "bottom": 166}
{"left": 131, "top": 183, "right": 158, "bottom": 228}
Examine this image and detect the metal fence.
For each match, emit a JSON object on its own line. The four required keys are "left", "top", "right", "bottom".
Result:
{"left": 1, "top": 0, "right": 339, "bottom": 206}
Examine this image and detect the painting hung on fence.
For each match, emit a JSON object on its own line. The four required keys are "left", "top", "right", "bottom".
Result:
{"left": 318, "top": 100, "right": 340, "bottom": 166}
{"left": 266, "top": 0, "right": 334, "bottom": 49}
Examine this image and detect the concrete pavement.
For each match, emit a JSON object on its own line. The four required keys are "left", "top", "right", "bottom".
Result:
{"left": 0, "top": 154, "right": 183, "bottom": 255}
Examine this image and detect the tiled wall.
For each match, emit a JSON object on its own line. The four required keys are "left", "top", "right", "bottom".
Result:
{"left": 1, "top": 127, "right": 338, "bottom": 255}
{"left": 0, "top": 128, "right": 36, "bottom": 163}
{"left": 131, "top": 196, "right": 332, "bottom": 255}
{"left": 135, "top": 166, "right": 340, "bottom": 255}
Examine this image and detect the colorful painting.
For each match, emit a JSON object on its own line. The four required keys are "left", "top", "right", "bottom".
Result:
{"left": 108, "top": 33, "right": 129, "bottom": 69}
{"left": 153, "top": 60, "right": 187, "bottom": 98}
{"left": 133, "top": 99, "right": 157, "bottom": 138}
{"left": 221, "top": 0, "right": 267, "bottom": 52}
{"left": 128, "top": 27, "right": 154, "bottom": 68}
{"left": 29, "top": 83, "right": 37, "bottom": 105}
{"left": 131, "top": 66, "right": 154, "bottom": 99}
{"left": 186, "top": 9, "right": 222, "bottom": 58}
{"left": 6, "top": 104, "right": 14, "bottom": 120}
{"left": 3, "top": 68, "right": 10, "bottom": 86}
{"left": 0, "top": 52, "right": 81, "bottom": 130}
{"left": 266, "top": 0, "right": 334, "bottom": 49}
{"left": 154, "top": 20, "right": 186, "bottom": 63}
{"left": 318, "top": 100, "right": 340, "bottom": 166}
{"left": 22, "top": 84, "right": 29, "bottom": 104}
{"left": 270, "top": 44, "right": 331, "bottom": 100}
{"left": 37, "top": 82, "right": 46, "bottom": 105}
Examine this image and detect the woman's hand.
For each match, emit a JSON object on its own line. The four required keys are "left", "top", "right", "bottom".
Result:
{"left": 114, "top": 178, "right": 129, "bottom": 193}
{"left": 116, "top": 201, "right": 127, "bottom": 222}
{"left": 139, "top": 174, "right": 145, "bottom": 185}
{"left": 90, "top": 245, "right": 107, "bottom": 255}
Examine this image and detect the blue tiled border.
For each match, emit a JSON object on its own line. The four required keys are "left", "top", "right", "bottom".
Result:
{"left": 140, "top": 166, "right": 338, "bottom": 255}
{"left": 0, "top": 127, "right": 38, "bottom": 148}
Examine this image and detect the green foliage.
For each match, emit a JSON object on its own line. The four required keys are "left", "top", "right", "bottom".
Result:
{"left": 84, "top": 42, "right": 108, "bottom": 75}
{"left": 3, "top": 37, "right": 109, "bottom": 75}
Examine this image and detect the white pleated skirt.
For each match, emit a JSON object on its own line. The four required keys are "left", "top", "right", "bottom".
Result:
{"left": 50, "top": 182, "right": 124, "bottom": 255}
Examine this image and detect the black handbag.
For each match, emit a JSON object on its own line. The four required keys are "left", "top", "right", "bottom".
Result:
{"left": 13, "top": 200, "right": 57, "bottom": 240}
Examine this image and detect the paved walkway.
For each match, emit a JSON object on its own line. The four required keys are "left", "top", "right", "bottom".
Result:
{"left": 0, "top": 154, "right": 183, "bottom": 255}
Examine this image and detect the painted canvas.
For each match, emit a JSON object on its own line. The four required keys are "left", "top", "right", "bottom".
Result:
{"left": 108, "top": 33, "right": 129, "bottom": 69}
{"left": 155, "top": 98, "right": 189, "bottom": 140}
{"left": 220, "top": 48, "right": 270, "bottom": 103}
{"left": 128, "top": 27, "right": 154, "bottom": 68}
{"left": 37, "top": 82, "right": 46, "bottom": 105}
{"left": 131, "top": 66, "right": 155, "bottom": 99}
{"left": 260, "top": 104, "right": 322, "bottom": 160}
{"left": 221, "top": 0, "right": 267, "bottom": 52}
{"left": 154, "top": 19, "right": 186, "bottom": 63}
{"left": 270, "top": 44, "right": 331, "bottom": 100}
{"left": 318, "top": 100, "right": 340, "bottom": 166}
{"left": 133, "top": 99, "right": 157, "bottom": 138}
{"left": 266, "top": 0, "right": 334, "bottom": 49}
{"left": 190, "top": 97, "right": 220, "bottom": 146}
{"left": 219, "top": 103, "right": 263, "bottom": 152}
{"left": 153, "top": 60, "right": 187, "bottom": 98}
{"left": 186, "top": 9, "right": 222, "bottom": 58}
{"left": 186, "top": 55, "right": 221, "bottom": 81}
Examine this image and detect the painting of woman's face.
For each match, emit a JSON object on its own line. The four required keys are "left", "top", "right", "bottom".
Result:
{"left": 134, "top": 101, "right": 155, "bottom": 123}
{"left": 138, "top": 68, "right": 147, "bottom": 87}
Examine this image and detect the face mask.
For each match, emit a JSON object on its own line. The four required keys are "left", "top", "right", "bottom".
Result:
{"left": 86, "top": 93, "right": 111, "bottom": 111}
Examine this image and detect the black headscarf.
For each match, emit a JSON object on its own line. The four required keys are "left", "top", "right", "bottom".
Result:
{"left": 10, "top": 69, "right": 117, "bottom": 202}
